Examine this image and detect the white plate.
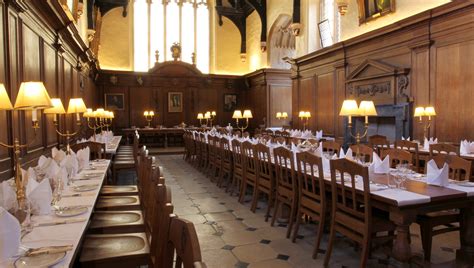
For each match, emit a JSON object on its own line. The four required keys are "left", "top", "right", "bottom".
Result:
{"left": 14, "top": 251, "right": 66, "bottom": 268}
{"left": 457, "top": 181, "right": 474, "bottom": 187}
{"left": 73, "top": 184, "right": 99, "bottom": 192}
{"left": 55, "top": 206, "right": 88, "bottom": 217}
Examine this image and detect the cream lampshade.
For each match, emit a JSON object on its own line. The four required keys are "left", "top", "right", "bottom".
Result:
{"left": 197, "top": 113, "right": 204, "bottom": 120}
{"left": 204, "top": 111, "right": 211, "bottom": 119}
{"left": 232, "top": 110, "right": 243, "bottom": 119}
{"left": 339, "top": 100, "right": 360, "bottom": 116}
{"left": 298, "top": 111, "right": 305, "bottom": 118}
{"left": 14, "top": 82, "right": 52, "bottom": 110}
{"left": 211, "top": 111, "right": 216, "bottom": 116}
{"left": 0, "top": 84, "right": 13, "bottom": 110}
{"left": 304, "top": 111, "right": 311, "bottom": 118}
{"left": 83, "top": 108, "right": 93, "bottom": 118}
{"left": 144, "top": 111, "right": 149, "bottom": 116}
{"left": 424, "top": 106, "right": 436, "bottom": 117}
{"left": 359, "top": 100, "right": 377, "bottom": 124}
{"left": 282, "top": 112, "right": 288, "bottom": 118}
{"left": 149, "top": 111, "right": 155, "bottom": 116}
{"left": 242, "top": 110, "right": 253, "bottom": 119}
{"left": 276, "top": 112, "right": 282, "bottom": 119}
{"left": 67, "top": 98, "right": 87, "bottom": 114}
{"left": 44, "top": 98, "right": 66, "bottom": 114}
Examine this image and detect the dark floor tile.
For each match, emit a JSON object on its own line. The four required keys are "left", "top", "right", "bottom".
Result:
{"left": 260, "top": 239, "right": 271, "bottom": 244}
{"left": 234, "top": 261, "right": 249, "bottom": 268}
{"left": 276, "top": 254, "right": 290, "bottom": 261}
{"left": 236, "top": 217, "right": 244, "bottom": 221}
{"left": 246, "top": 227, "right": 257, "bottom": 231}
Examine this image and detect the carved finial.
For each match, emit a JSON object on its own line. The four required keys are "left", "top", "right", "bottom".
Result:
{"left": 191, "top": 53, "right": 196, "bottom": 66}
{"left": 155, "top": 50, "right": 159, "bottom": 63}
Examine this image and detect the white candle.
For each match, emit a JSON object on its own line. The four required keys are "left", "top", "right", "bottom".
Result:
{"left": 76, "top": 113, "right": 80, "bottom": 122}
{"left": 53, "top": 114, "right": 58, "bottom": 123}
{"left": 348, "top": 115, "right": 352, "bottom": 124}
{"left": 365, "top": 115, "right": 368, "bottom": 124}
{"left": 32, "top": 109, "right": 37, "bottom": 122}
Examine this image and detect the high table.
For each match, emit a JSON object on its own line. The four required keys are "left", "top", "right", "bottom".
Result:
{"left": 0, "top": 159, "right": 111, "bottom": 267}
{"left": 104, "top": 136, "right": 122, "bottom": 155}
{"left": 122, "top": 127, "right": 196, "bottom": 148}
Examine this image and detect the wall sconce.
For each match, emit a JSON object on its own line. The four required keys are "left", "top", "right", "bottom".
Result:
{"left": 414, "top": 106, "right": 436, "bottom": 140}
{"left": 45, "top": 97, "right": 87, "bottom": 153}
{"left": 276, "top": 112, "right": 288, "bottom": 120}
{"left": 233, "top": 109, "right": 253, "bottom": 133}
{"left": 204, "top": 111, "right": 216, "bottom": 127}
{"left": 0, "top": 82, "right": 53, "bottom": 218}
{"left": 298, "top": 111, "right": 311, "bottom": 130}
{"left": 144, "top": 110, "right": 155, "bottom": 128}
{"left": 103, "top": 111, "right": 114, "bottom": 131}
{"left": 339, "top": 100, "right": 377, "bottom": 144}
{"left": 197, "top": 113, "right": 204, "bottom": 126}
{"left": 336, "top": 0, "right": 349, "bottom": 16}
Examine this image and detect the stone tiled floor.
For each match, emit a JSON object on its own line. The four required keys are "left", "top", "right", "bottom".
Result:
{"left": 120, "top": 154, "right": 462, "bottom": 267}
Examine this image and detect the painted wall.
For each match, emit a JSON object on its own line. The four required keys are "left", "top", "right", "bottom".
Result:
{"left": 98, "top": 7, "right": 132, "bottom": 71}
{"left": 247, "top": 11, "right": 266, "bottom": 71}
{"left": 340, "top": 0, "right": 451, "bottom": 40}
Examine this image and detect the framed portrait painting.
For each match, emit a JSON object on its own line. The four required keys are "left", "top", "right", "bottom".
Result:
{"left": 357, "top": 0, "right": 395, "bottom": 24}
{"left": 168, "top": 92, "right": 183, "bottom": 113}
{"left": 105, "top": 93, "right": 125, "bottom": 110}
{"left": 224, "top": 94, "right": 237, "bottom": 112}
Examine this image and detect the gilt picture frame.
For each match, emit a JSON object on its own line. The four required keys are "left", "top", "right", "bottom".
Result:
{"left": 224, "top": 94, "right": 237, "bottom": 112}
{"left": 168, "top": 92, "right": 183, "bottom": 113}
{"left": 357, "top": 0, "right": 395, "bottom": 24}
{"left": 105, "top": 93, "right": 125, "bottom": 110}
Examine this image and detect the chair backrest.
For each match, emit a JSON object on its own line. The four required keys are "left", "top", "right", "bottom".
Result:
{"left": 296, "top": 151, "right": 326, "bottom": 210}
{"left": 165, "top": 217, "right": 205, "bottom": 268}
{"left": 273, "top": 146, "right": 296, "bottom": 195}
{"left": 233, "top": 130, "right": 242, "bottom": 137}
{"left": 199, "top": 133, "right": 208, "bottom": 154}
{"left": 242, "top": 141, "right": 257, "bottom": 175}
{"left": 369, "top": 135, "right": 390, "bottom": 152}
{"left": 429, "top": 143, "right": 459, "bottom": 157}
{"left": 349, "top": 144, "right": 374, "bottom": 163}
{"left": 220, "top": 137, "right": 232, "bottom": 164}
{"left": 133, "top": 133, "right": 140, "bottom": 165}
{"left": 394, "top": 140, "right": 419, "bottom": 169}
{"left": 151, "top": 184, "right": 174, "bottom": 268}
{"left": 70, "top": 141, "right": 105, "bottom": 160}
{"left": 428, "top": 154, "right": 472, "bottom": 181}
{"left": 380, "top": 148, "right": 413, "bottom": 168}
{"left": 243, "top": 132, "right": 250, "bottom": 138}
{"left": 321, "top": 140, "right": 341, "bottom": 155}
{"left": 254, "top": 143, "right": 274, "bottom": 188}
{"left": 231, "top": 139, "right": 243, "bottom": 169}
{"left": 273, "top": 136, "right": 286, "bottom": 144}
{"left": 329, "top": 158, "right": 371, "bottom": 237}
{"left": 274, "top": 130, "right": 283, "bottom": 137}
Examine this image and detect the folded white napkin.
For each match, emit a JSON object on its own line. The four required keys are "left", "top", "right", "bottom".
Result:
{"left": 53, "top": 167, "right": 68, "bottom": 190}
{"left": 38, "top": 155, "right": 48, "bottom": 167}
{"left": 424, "top": 137, "right": 438, "bottom": 151}
{"left": 402, "top": 136, "right": 411, "bottom": 141}
{"left": 0, "top": 179, "right": 17, "bottom": 212}
{"left": 314, "top": 145, "right": 331, "bottom": 173}
{"left": 77, "top": 147, "right": 90, "bottom": 171}
{"left": 301, "top": 130, "right": 313, "bottom": 139}
{"left": 460, "top": 140, "right": 474, "bottom": 155}
{"left": 426, "top": 159, "right": 449, "bottom": 187}
{"left": 369, "top": 152, "right": 390, "bottom": 174}
{"left": 60, "top": 154, "right": 79, "bottom": 181}
{"left": 315, "top": 130, "right": 323, "bottom": 140}
{"left": 338, "top": 148, "right": 353, "bottom": 160}
{"left": 0, "top": 207, "right": 20, "bottom": 261}
{"left": 26, "top": 178, "right": 52, "bottom": 215}
{"left": 52, "top": 147, "right": 66, "bottom": 163}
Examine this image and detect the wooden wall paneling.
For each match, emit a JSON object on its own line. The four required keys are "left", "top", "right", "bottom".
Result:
{"left": 410, "top": 45, "right": 430, "bottom": 141}
{"left": 63, "top": 60, "right": 73, "bottom": 141}
{"left": 268, "top": 84, "right": 292, "bottom": 127}
{"left": 0, "top": 2, "right": 11, "bottom": 179}
{"left": 335, "top": 67, "right": 346, "bottom": 140}
{"left": 8, "top": 10, "right": 20, "bottom": 143}
{"left": 129, "top": 87, "right": 155, "bottom": 128}
{"left": 105, "top": 86, "right": 129, "bottom": 128}
{"left": 298, "top": 76, "right": 316, "bottom": 130}
{"left": 291, "top": 78, "right": 299, "bottom": 129}
{"left": 316, "top": 72, "right": 335, "bottom": 135}
{"left": 43, "top": 42, "right": 58, "bottom": 148}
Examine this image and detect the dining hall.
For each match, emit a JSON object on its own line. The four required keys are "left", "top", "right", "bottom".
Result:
{"left": 0, "top": 0, "right": 473, "bottom": 267}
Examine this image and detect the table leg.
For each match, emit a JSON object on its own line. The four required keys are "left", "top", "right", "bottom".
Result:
{"left": 164, "top": 133, "right": 168, "bottom": 148}
{"left": 389, "top": 209, "right": 416, "bottom": 262}
{"left": 457, "top": 203, "right": 474, "bottom": 264}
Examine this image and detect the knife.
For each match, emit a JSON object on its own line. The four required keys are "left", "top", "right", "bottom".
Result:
{"left": 26, "top": 245, "right": 74, "bottom": 257}
{"left": 35, "top": 217, "right": 87, "bottom": 227}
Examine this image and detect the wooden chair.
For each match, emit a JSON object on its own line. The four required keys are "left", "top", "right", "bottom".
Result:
{"left": 395, "top": 140, "right": 420, "bottom": 171}
{"left": 229, "top": 140, "right": 244, "bottom": 196}
{"left": 240, "top": 141, "right": 257, "bottom": 203}
{"left": 164, "top": 217, "right": 206, "bottom": 268}
{"left": 71, "top": 141, "right": 105, "bottom": 160}
{"left": 273, "top": 136, "right": 286, "bottom": 145}
{"left": 206, "top": 136, "right": 217, "bottom": 178}
{"left": 368, "top": 135, "right": 390, "bottom": 154}
{"left": 198, "top": 133, "right": 209, "bottom": 172}
{"left": 293, "top": 151, "right": 327, "bottom": 259}
{"left": 324, "top": 159, "right": 395, "bottom": 267}
{"left": 253, "top": 143, "right": 275, "bottom": 221}
{"left": 321, "top": 140, "right": 341, "bottom": 155}
{"left": 429, "top": 143, "right": 459, "bottom": 157}
{"left": 194, "top": 133, "right": 203, "bottom": 169}
{"left": 271, "top": 146, "right": 298, "bottom": 239}
{"left": 417, "top": 154, "right": 472, "bottom": 261}
{"left": 112, "top": 134, "right": 139, "bottom": 184}
{"left": 380, "top": 148, "right": 413, "bottom": 168}
{"left": 243, "top": 131, "right": 250, "bottom": 138}
{"left": 217, "top": 137, "right": 233, "bottom": 188}
{"left": 349, "top": 144, "right": 374, "bottom": 163}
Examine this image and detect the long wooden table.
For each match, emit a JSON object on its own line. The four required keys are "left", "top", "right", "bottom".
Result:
{"left": 199, "top": 136, "right": 474, "bottom": 264}
{"left": 122, "top": 127, "right": 198, "bottom": 148}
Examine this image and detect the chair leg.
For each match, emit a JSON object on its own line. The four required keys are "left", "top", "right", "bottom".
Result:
{"left": 313, "top": 213, "right": 325, "bottom": 259}
{"left": 323, "top": 215, "right": 336, "bottom": 267}
{"left": 250, "top": 188, "right": 259, "bottom": 213}
{"left": 265, "top": 192, "right": 273, "bottom": 222}
{"left": 271, "top": 198, "right": 280, "bottom": 227}
{"left": 291, "top": 209, "right": 302, "bottom": 243}
{"left": 238, "top": 181, "right": 247, "bottom": 203}
{"left": 286, "top": 200, "right": 297, "bottom": 239}
{"left": 360, "top": 237, "right": 371, "bottom": 268}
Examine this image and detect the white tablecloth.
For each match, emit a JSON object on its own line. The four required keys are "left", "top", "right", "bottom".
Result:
{"left": 0, "top": 160, "right": 110, "bottom": 267}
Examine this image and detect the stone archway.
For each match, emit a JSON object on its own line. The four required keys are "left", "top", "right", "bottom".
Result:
{"left": 267, "top": 14, "right": 296, "bottom": 69}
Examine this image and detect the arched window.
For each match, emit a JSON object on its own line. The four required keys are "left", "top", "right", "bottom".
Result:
{"left": 133, "top": 0, "right": 210, "bottom": 73}
{"left": 319, "top": 0, "right": 341, "bottom": 46}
